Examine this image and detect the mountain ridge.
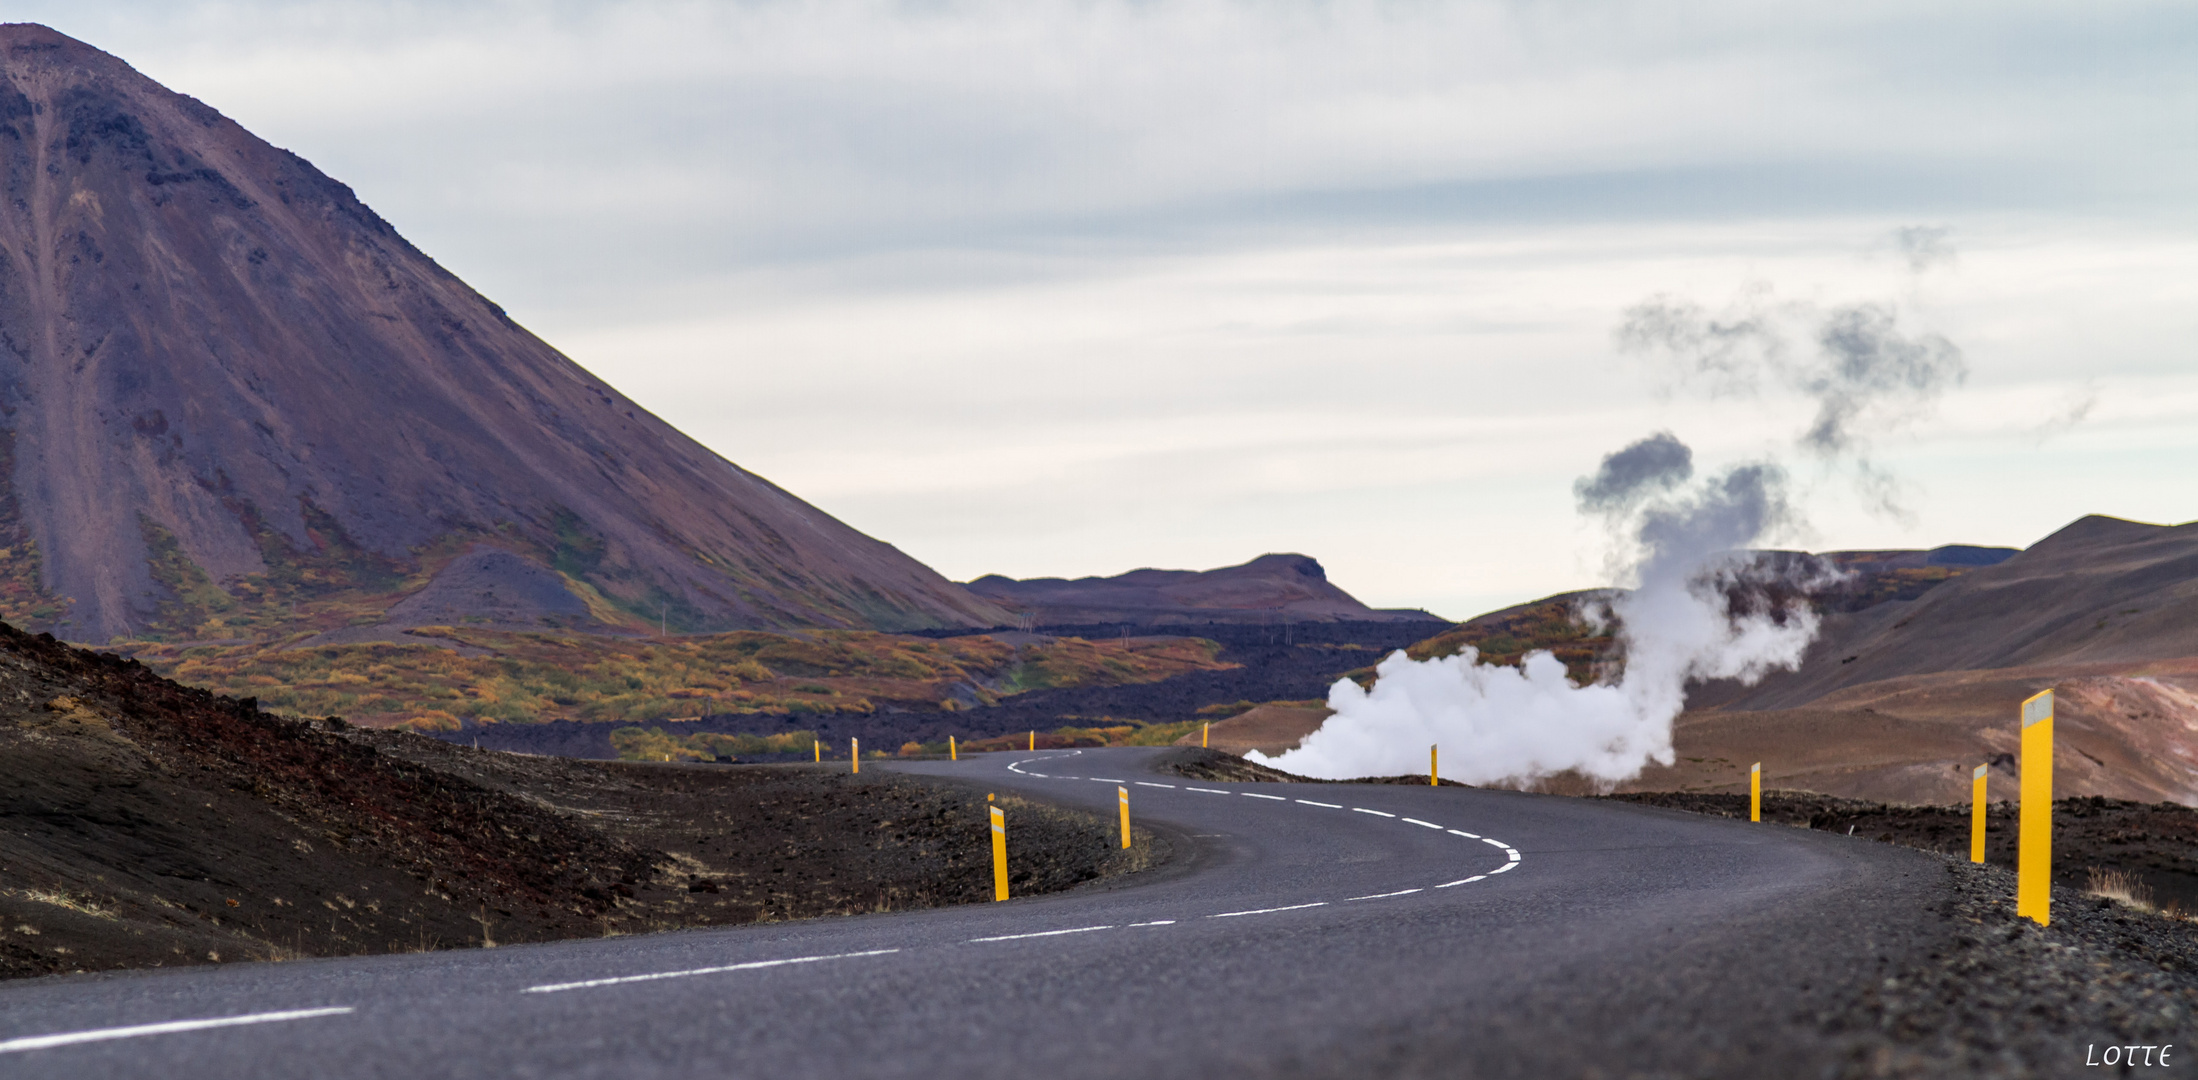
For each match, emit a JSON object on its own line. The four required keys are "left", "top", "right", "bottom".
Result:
{"left": 965, "top": 553, "right": 1443, "bottom": 626}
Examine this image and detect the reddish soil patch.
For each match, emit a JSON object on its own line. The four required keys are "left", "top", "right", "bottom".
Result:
{"left": 1155, "top": 748, "right": 1466, "bottom": 786}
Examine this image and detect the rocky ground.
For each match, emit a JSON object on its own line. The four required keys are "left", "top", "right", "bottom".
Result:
{"left": 0, "top": 625, "right": 1158, "bottom": 981}
{"left": 1613, "top": 790, "right": 2198, "bottom": 913}
{"left": 1821, "top": 857, "right": 2198, "bottom": 1077}
{"left": 1607, "top": 793, "right": 2198, "bottom": 1075}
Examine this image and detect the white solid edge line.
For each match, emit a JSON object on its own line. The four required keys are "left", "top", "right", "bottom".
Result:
{"left": 1491, "top": 862, "right": 1517, "bottom": 874}
{"left": 1435, "top": 876, "right": 1489, "bottom": 888}
{"left": 0, "top": 1007, "right": 355, "bottom": 1054}
{"left": 1447, "top": 829, "right": 1481, "bottom": 838}
{"left": 1185, "top": 787, "right": 1231, "bottom": 794}
{"left": 1351, "top": 808, "right": 1396, "bottom": 817}
{"left": 1210, "top": 902, "right": 1328, "bottom": 918}
{"left": 1239, "top": 792, "right": 1287, "bottom": 801}
{"left": 1343, "top": 888, "right": 1424, "bottom": 901}
{"left": 968, "top": 925, "right": 1116, "bottom": 943}
{"left": 523, "top": 949, "right": 900, "bottom": 993}
{"left": 1135, "top": 782, "right": 1175, "bottom": 789}
{"left": 1296, "top": 799, "right": 1344, "bottom": 808}
{"left": 1127, "top": 920, "right": 1177, "bottom": 927}
{"left": 1401, "top": 818, "right": 1443, "bottom": 829}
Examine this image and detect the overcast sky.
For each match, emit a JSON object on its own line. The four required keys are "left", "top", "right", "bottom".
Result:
{"left": 25, "top": 1, "right": 2198, "bottom": 620}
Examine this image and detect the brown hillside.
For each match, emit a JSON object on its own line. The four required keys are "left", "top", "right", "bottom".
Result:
{"left": 1693, "top": 516, "right": 2198, "bottom": 712}
{"left": 0, "top": 24, "right": 1006, "bottom": 642}
{"left": 1643, "top": 516, "right": 2198, "bottom": 805}
{"left": 1171, "top": 703, "right": 1333, "bottom": 756}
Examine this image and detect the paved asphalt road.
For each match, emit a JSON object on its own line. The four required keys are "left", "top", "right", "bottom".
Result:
{"left": 0, "top": 748, "right": 1952, "bottom": 1078}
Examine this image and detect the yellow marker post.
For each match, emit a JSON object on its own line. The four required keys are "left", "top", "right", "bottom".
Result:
{"left": 813, "top": 739, "right": 820, "bottom": 763}
{"left": 851, "top": 737, "right": 860, "bottom": 774}
{"left": 1029, "top": 730, "right": 1035, "bottom": 752}
{"left": 2019, "top": 689, "right": 2054, "bottom": 926}
{"left": 1202, "top": 722, "right": 1209, "bottom": 749}
{"left": 1430, "top": 744, "right": 1439, "bottom": 786}
{"left": 1749, "top": 762, "right": 1761, "bottom": 822}
{"left": 949, "top": 735, "right": 957, "bottom": 761}
{"left": 1971, "top": 763, "right": 1988, "bottom": 863}
{"left": 990, "top": 803, "right": 1008, "bottom": 901}
{"left": 1118, "top": 786, "right": 1131, "bottom": 849}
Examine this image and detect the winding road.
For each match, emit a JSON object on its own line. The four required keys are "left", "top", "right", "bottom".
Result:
{"left": 0, "top": 748, "right": 1950, "bottom": 1078}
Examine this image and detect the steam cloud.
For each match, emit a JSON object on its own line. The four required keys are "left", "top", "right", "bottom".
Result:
{"left": 1572, "top": 431, "right": 1692, "bottom": 514}
{"left": 1615, "top": 288, "right": 1964, "bottom": 520}
{"left": 1892, "top": 226, "right": 1956, "bottom": 273}
{"left": 1251, "top": 437, "right": 1824, "bottom": 785}
{"left": 1254, "top": 267, "right": 1967, "bottom": 785}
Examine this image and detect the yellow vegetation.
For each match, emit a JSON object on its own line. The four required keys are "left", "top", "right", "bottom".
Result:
{"left": 122, "top": 628, "right": 1232, "bottom": 732}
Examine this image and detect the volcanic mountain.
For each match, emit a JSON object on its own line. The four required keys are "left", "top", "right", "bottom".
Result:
{"left": 965, "top": 554, "right": 1444, "bottom": 627}
{"left": 0, "top": 25, "right": 1007, "bottom": 643}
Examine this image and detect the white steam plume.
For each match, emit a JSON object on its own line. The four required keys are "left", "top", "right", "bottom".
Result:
{"left": 1255, "top": 264, "right": 1966, "bottom": 785}
{"left": 1615, "top": 282, "right": 1966, "bottom": 519}
{"left": 1251, "top": 445, "right": 1829, "bottom": 785}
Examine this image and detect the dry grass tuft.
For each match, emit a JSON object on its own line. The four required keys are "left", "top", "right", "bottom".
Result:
{"left": 14, "top": 888, "right": 118, "bottom": 921}
{"left": 2087, "top": 865, "right": 2157, "bottom": 912}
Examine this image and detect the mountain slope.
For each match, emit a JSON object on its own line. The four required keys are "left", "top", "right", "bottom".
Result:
{"left": 0, "top": 24, "right": 1006, "bottom": 642}
{"left": 1699, "top": 516, "right": 2198, "bottom": 712}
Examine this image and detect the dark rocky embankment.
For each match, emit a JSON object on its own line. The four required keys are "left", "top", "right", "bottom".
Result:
{"left": 0, "top": 625, "right": 1159, "bottom": 981}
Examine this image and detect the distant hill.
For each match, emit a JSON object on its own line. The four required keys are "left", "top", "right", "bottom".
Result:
{"left": 964, "top": 554, "right": 1444, "bottom": 627}
{"left": 1605, "top": 519, "right": 2193, "bottom": 805}
{"left": 1696, "top": 519, "right": 2189, "bottom": 711}
{"left": 0, "top": 24, "right": 1007, "bottom": 642}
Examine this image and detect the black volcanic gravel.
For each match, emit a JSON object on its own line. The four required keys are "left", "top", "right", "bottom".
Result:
{"left": 1612, "top": 791, "right": 2198, "bottom": 1076}
{"left": 1822, "top": 858, "right": 2198, "bottom": 1078}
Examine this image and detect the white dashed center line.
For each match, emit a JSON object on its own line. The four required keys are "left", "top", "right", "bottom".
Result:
{"left": 1211, "top": 902, "right": 1328, "bottom": 918}
{"left": 981, "top": 751, "right": 1525, "bottom": 937}
{"left": 523, "top": 949, "right": 901, "bottom": 993}
{"left": 968, "top": 926, "right": 1115, "bottom": 943}
{"left": 0, "top": 1008, "right": 355, "bottom": 1055}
